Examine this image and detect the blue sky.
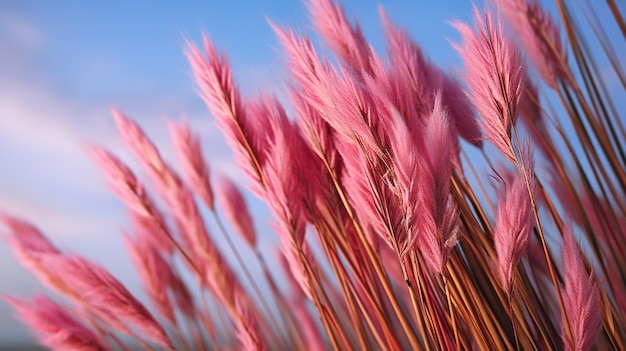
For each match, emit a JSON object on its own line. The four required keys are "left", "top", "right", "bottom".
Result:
{"left": 0, "top": 0, "right": 621, "bottom": 346}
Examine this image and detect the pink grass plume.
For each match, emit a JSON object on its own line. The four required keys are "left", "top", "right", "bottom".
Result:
{"left": 124, "top": 233, "right": 177, "bottom": 324}
{"left": 561, "top": 226, "right": 601, "bottom": 351}
{"left": 388, "top": 107, "right": 422, "bottom": 257}
{"left": 110, "top": 112, "right": 219, "bottom": 268}
{"left": 290, "top": 87, "right": 340, "bottom": 172}
{"left": 234, "top": 299, "right": 268, "bottom": 351}
{"left": 453, "top": 8, "right": 527, "bottom": 164}
{"left": 88, "top": 147, "right": 152, "bottom": 218}
{"left": 417, "top": 94, "right": 460, "bottom": 273}
{"left": 5, "top": 295, "right": 109, "bottom": 351}
{"left": 186, "top": 36, "right": 266, "bottom": 192}
{"left": 291, "top": 300, "right": 326, "bottom": 351}
{"left": 380, "top": 8, "right": 482, "bottom": 148}
{"left": 1, "top": 215, "right": 60, "bottom": 273}
{"left": 112, "top": 109, "right": 165, "bottom": 176}
{"left": 186, "top": 35, "right": 246, "bottom": 131}
{"left": 272, "top": 24, "right": 383, "bottom": 156}
{"left": 379, "top": 8, "right": 437, "bottom": 118}
{"left": 439, "top": 71, "right": 483, "bottom": 148}
{"left": 307, "top": 0, "right": 371, "bottom": 75}
{"left": 112, "top": 111, "right": 184, "bottom": 204}
{"left": 261, "top": 99, "right": 309, "bottom": 245}
{"left": 170, "top": 118, "right": 215, "bottom": 211}
{"left": 216, "top": 176, "right": 257, "bottom": 248}
{"left": 1, "top": 215, "right": 59, "bottom": 254}
{"left": 493, "top": 164, "right": 535, "bottom": 294}
{"left": 492, "top": 0, "right": 570, "bottom": 88}
{"left": 0, "top": 216, "right": 76, "bottom": 297}
{"left": 89, "top": 146, "right": 176, "bottom": 254}
{"left": 42, "top": 254, "right": 174, "bottom": 349}
{"left": 117, "top": 115, "right": 253, "bottom": 319}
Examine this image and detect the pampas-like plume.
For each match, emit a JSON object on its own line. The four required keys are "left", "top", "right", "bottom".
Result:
{"left": 272, "top": 25, "right": 383, "bottom": 156}
{"left": 261, "top": 99, "right": 309, "bottom": 245}
{"left": 379, "top": 8, "right": 438, "bottom": 119}
{"left": 1, "top": 216, "right": 61, "bottom": 281}
{"left": 1, "top": 216, "right": 59, "bottom": 255}
{"left": 113, "top": 110, "right": 261, "bottom": 338}
{"left": 88, "top": 147, "right": 152, "bottom": 218}
{"left": 216, "top": 176, "right": 257, "bottom": 248}
{"left": 492, "top": 0, "right": 570, "bottom": 88}
{"left": 112, "top": 110, "right": 164, "bottom": 176}
{"left": 234, "top": 299, "right": 267, "bottom": 351}
{"left": 439, "top": 71, "right": 483, "bottom": 148}
{"left": 290, "top": 87, "right": 340, "bottom": 173}
{"left": 453, "top": 8, "right": 527, "bottom": 164}
{"left": 170, "top": 119, "right": 215, "bottom": 211}
{"left": 43, "top": 255, "right": 174, "bottom": 349}
{"left": 112, "top": 111, "right": 174, "bottom": 194}
{"left": 124, "top": 232, "right": 177, "bottom": 324}
{"left": 112, "top": 112, "right": 216, "bottom": 265}
{"left": 417, "top": 94, "right": 460, "bottom": 274}
{"left": 381, "top": 9, "right": 482, "bottom": 147}
{"left": 494, "top": 164, "right": 535, "bottom": 294}
{"left": 388, "top": 108, "right": 422, "bottom": 258}
{"left": 187, "top": 36, "right": 267, "bottom": 194}
{"left": 307, "top": 0, "right": 371, "bottom": 75}
{"left": 6, "top": 295, "right": 109, "bottom": 351}
{"left": 561, "top": 227, "right": 601, "bottom": 351}
{"left": 89, "top": 147, "right": 175, "bottom": 254}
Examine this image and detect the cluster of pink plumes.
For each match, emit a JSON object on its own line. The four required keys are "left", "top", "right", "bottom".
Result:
{"left": 3, "top": 0, "right": 625, "bottom": 350}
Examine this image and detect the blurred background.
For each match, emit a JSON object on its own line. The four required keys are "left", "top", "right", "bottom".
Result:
{"left": 0, "top": 0, "right": 619, "bottom": 349}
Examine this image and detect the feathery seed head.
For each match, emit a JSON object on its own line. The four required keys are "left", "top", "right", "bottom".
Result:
{"left": 453, "top": 8, "right": 527, "bottom": 164}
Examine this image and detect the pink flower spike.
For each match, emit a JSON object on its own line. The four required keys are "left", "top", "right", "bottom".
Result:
{"left": 307, "top": 0, "right": 372, "bottom": 75}
{"left": 270, "top": 23, "right": 326, "bottom": 96}
{"left": 453, "top": 8, "right": 527, "bottom": 164}
{"left": 0, "top": 215, "right": 59, "bottom": 254}
{"left": 5, "top": 294, "right": 109, "bottom": 351}
{"left": 439, "top": 71, "right": 483, "bottom": 148}
{"left": 379, "top": 7, "right": 436, "bottom": 118}
{"left": 112, "top": 109, "right": 165, "bottom": 176}
{"left": 561, "top": 227, "right": 601, "bottom": 351}
{"left": 124, "top": 234, "right": 176, "bottom": 324}
{"left": 186, "top": 36, "right": 266, "bottom": 192}
{"left": 42, "top": 255, "right": 174, "bottom": 349}
{"left": 388, "top": 107, "right": 421, "bottom": 257}
{"left": 234, "top": 299, "right": 268, "bottom": 351}
{"left": 493, "top": 165, "right": 535, "bottom": 294}
{"left": 1, "top": 216, "right": 68, "bottom": 293}
{"left": 492, "top": 0, "right": 570, "bottom": 88}
{"left": 280, "top": 238, "right": 314, "bottom": 301}
{"left": 261, "top": 100, "right": 312, "bottom": 246}
{"left": 272, "top": 24, "right": 383, "bottom": 157}
{"left": 417, "top": 94, "right": 460, "bottom": 273}
{"left": 169, "top": 118, "right": 215, "bottom": 211}
{"left": 216, "top": 176, "right": 257, "bottom": 248}
{"left": 291, "top": 301, "right": 325, "bottom": 351}
{"left": 380, "top": 8, "right": 482, "bottom": 148}
{"left": 88, "top": 146, "right": 152, "bottom": 218}
{"left": 89, "top": 147, "right": 176, "bottom": 254}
